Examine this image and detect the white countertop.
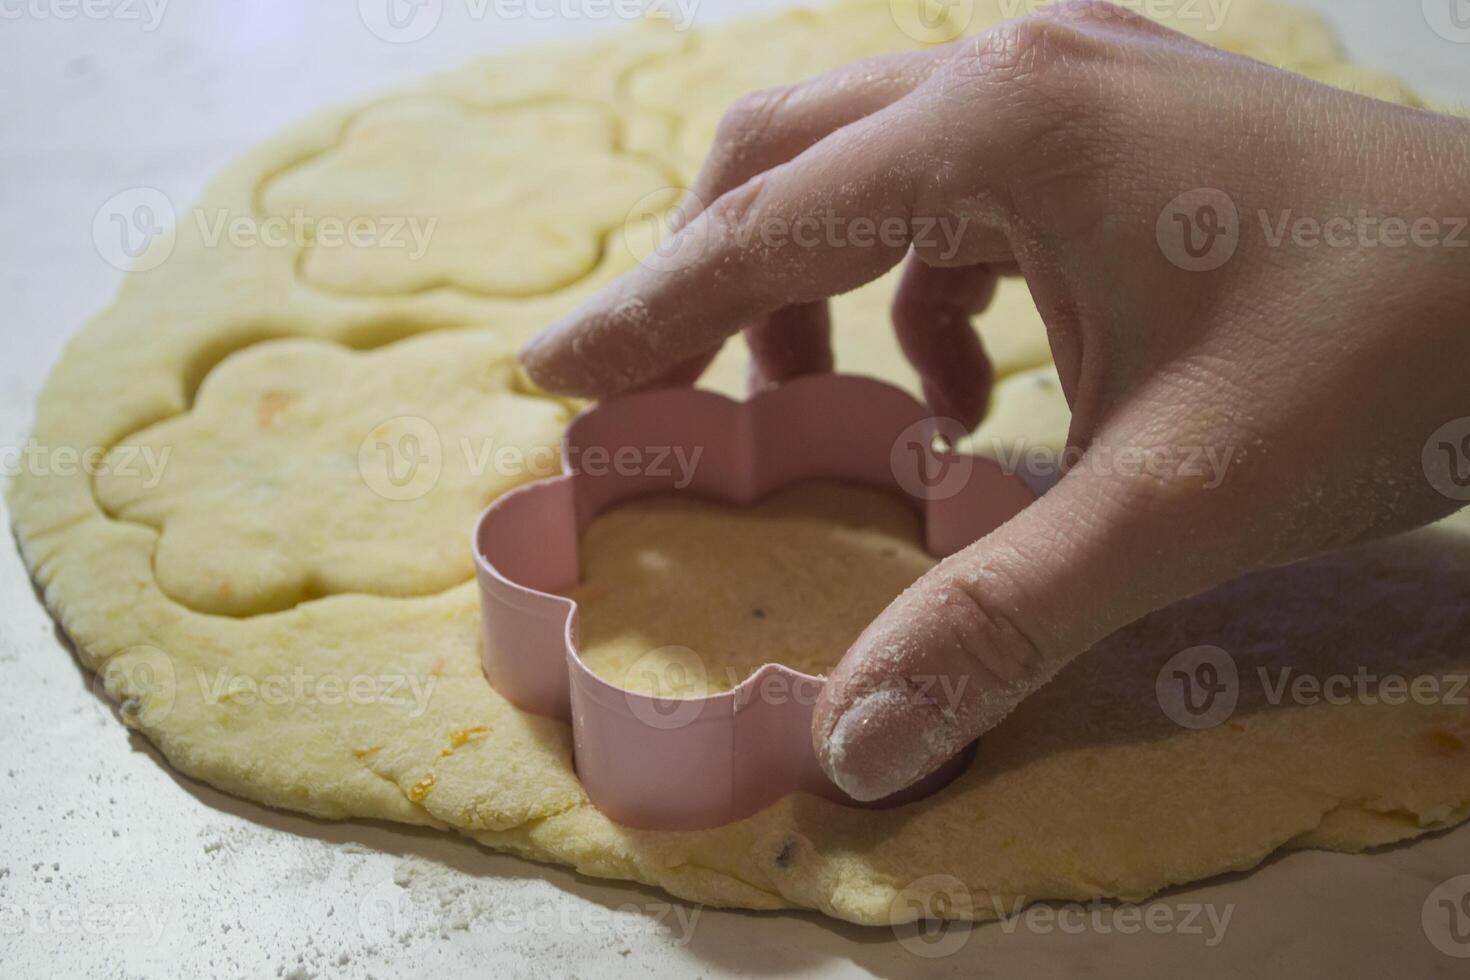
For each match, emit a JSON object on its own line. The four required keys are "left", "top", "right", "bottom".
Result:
{"left": 2, "top": 2, "right": 1468, "bottom": 977}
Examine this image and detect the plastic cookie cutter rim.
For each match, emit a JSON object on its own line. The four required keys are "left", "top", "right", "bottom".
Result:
{"left": 472, "top": 373, "right": 1038, "bottom": 830}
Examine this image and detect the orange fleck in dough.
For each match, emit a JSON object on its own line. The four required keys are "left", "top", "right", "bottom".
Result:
{"left": 449, "top": 726, "right": 489, "bottom": 747}
{"left": 255, "top": 390, "right": 293, "bottom": 429}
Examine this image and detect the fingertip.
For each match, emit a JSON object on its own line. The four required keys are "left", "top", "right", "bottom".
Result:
{"left": 517, "top": 328, "right": 579, "bottom": 398}
{"left": 818, "top": 686, "right": 959, "bottom": 802}
{"left": 517, "top": 298, "right": 657, "bottom": 400}
{"left": 516, "top": 331, "right": 549, "bottom": 373}
{"left": 812, "top": 616, "right": 967, "bottom": 802}
{"left": 516, "top": 336, "right": 556, "bottom": 390}
{"left": 921, "top": 369, "right": 991, "bottom": 435}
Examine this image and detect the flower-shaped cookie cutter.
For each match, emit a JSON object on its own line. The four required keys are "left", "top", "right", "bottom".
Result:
{"left": 472, "top": 374, "right": 1037, "bottom": 830}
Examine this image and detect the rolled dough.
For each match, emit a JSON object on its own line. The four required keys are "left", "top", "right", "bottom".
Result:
{"left": 569, "top": 481, "right": 937, "bottom": 694}
{"left": 10, "top": 0, "right": 1469, "bottom": 925}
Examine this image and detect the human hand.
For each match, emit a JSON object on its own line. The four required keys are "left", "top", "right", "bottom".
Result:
{"left": 521, "top": 1, "right": 1470, "bottom": 800}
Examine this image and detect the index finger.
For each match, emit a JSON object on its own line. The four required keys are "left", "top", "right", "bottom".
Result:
{"left": 520, "top": 101, "right": 936, "bottom": 400}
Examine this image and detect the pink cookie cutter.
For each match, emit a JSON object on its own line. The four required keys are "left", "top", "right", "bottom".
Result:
{"left": 472, "top": 374, "right": 1037, "bottom": 830}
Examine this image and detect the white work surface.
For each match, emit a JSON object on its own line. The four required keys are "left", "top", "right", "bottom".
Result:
{"left": 2, "top": 2, "right": 1468, "bottom": 977}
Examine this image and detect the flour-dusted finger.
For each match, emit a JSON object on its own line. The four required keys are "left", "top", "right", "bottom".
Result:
{"left": 520, "top": 103, "right": 935, "bottom": 398}
{"left": 679, "top": 48, "right": 946, "bottom": 233}
{"left": 681, "top": 49, "right": 946, "bottom": 389}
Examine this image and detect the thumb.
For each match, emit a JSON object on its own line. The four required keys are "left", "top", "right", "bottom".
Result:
{"left": 813, "top": 446, "right": 1234, "bottom": 801}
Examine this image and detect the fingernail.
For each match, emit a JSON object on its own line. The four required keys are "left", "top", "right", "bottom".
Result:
{"left": 921, "top": 379, "right": 985, "bottom": 435}
{"left": 821, "top": 688, "right": 959, "bottom": 802}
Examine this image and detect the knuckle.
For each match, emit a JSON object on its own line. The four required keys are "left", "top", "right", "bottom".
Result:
{"left": 933, "top": 572, "right": 1050, "bottom": 687}
{"left": 704, "top": 86, "right": 797, "bottom": 194}
{"left": 707, "top": 173, "right": 769, "bottom": 230}
{"left": 718, "top": 85, "right": 794, "bottom": 138}
{"left": 938, "top": 13, "right": 1125, "bottom": 187}
{"left": 1082, "top": 431, "right": 1241, "bottom": 538}
{"left": 1037, "top": 0, "right": 1142, "bottom": 28}
{"left": 712, "top": 86, "right": 794, "bottom": 164}
{"left": 955, "top": 15, "right": 1098, "bottom": 89}
{"left": 1107, "top": 464, "right": 1202, "bottom": 519}
{"left": 700, "top": 174, "right": 777, "bottom": 270}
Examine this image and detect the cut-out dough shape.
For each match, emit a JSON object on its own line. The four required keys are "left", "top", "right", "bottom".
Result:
{"left": 261, "top": 97, "right": 675, "bottom": 297}
{"left": 96, "top": 330, "right": 570, "bottom": 616}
